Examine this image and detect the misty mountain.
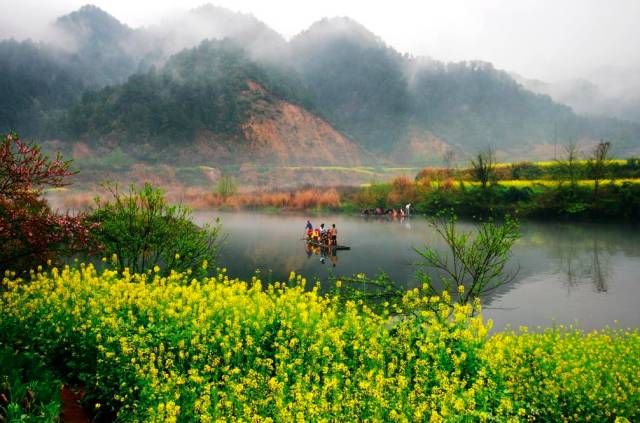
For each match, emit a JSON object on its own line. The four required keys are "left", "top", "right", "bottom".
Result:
{"left": 290, "top": 18, "right": 412, "bottom": 154}
{"left": 135, "top": 4, "right": 289, "bottom": 66}
{"left": 63, "top": 39, "right": 313, "bottom": 144}
{"left": 52, "top": 4, "right": 137, "bottom": 86}
{"left": 0, "top": 4, "right": 293, "bottom": 138}
{"left": 0, "top": 39, "right": 84, "bottom": 136}
{"left": 59, "top": 40, "right": 361, "bottom": 165}
{"left": 1, "top": 4, "right": 639, "bottom": 164}
{"left": 516, "top": 71, "right": 640, "bottom": 124}
{"left": 289, "top": 17, "right": 639, "bottom": 157}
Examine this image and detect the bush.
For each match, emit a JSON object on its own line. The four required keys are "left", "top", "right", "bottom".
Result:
{"left": 0, "top": 132, "right": 89, "bottom": 274}
{"left": 87, "top": 183, "right": 220, "bottom": 277}
{"left": 1, "top": 266, "right": 639, "bottom": 421}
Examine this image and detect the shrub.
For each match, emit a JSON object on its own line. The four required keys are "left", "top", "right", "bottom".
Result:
{"left": 87, "top": 183, "right": 220, "bottom": 277}
{"left": 0, "top": 132, "right": 90, "bottom": 274}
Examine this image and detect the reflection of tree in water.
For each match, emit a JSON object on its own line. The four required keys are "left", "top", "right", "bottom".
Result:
{"left": 590, "top": 239, "right": 610, "bottom": 293}
{"left": 524, "top": 223, "right": 623, "bottom": 293}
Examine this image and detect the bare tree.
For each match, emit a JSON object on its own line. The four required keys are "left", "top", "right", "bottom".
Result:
{"left": 587, "top": 140, "right": 611, "bottom": 195}
{"left": 442, "top": 149, "right": 456, "bottom": 177}
{"left": 557, "top": 142, "right": 581, "bottom": 190}
{"left": 470, "top": 147, "right": 495, "bottom": 190}
{"left": 414, "top": 214, "right": 520, "bottom": 315}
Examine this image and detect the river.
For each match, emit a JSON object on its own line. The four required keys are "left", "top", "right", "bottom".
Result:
{"left": 193, "top": 211, "right": 640, "bottom": 331}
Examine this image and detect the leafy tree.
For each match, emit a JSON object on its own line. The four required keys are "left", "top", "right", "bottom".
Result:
{"left": 88, "top": 183, "right": 221, "bottom": 277}
{"left": 0, "top": 132, "right": 89, "bottom": 273}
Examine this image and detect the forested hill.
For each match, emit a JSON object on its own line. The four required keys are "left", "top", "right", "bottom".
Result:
{"left": 289, "top": 17, "right": 640, "bottom": 159}
{"left": 1, "top": 4, "right": 639, "bottom": 165}
{"left": 60, "top": 40, "right": 363, "bottom": 165}
{"left": 290, "top": 18, "right": 411, "bottom": 156}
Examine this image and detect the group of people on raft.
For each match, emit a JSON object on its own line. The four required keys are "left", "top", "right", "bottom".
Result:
{"left": 304, "top": 221, "right": 338, "bottom": 246}
{"left": 362, "top": 203, "right": 411, "bottom": 217}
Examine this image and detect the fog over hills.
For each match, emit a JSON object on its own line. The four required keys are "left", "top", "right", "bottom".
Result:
{"left": 1, "top": 4, "right": 639, "bottom": 165}
{"left": 516, "top": 68, "right": 640, "bottom": 124}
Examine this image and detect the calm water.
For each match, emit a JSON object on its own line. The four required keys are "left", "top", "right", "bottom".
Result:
{"left": 193, "top": 211, "right": 640, "bottom": 331}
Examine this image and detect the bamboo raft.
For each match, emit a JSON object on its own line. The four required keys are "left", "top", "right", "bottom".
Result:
{"left": 305, "top": 239, "right": 351, "bottom": 250}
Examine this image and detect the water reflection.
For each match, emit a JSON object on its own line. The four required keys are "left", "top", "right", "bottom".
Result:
{"left": 519, "top": 222, "right": 636, "bottom": 294}
{"left": 194, "top": 211, "right": 640, "bottom": 330}
{"left": 305, "top": 243, "right": 342, "bottom": 267}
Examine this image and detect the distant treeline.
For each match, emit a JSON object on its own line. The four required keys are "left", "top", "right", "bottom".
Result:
{"left": 349, "top": 157, "right": 640, "bottom": 219}
{"left": 417, "top": 159, "right": 640, "bottom": 182}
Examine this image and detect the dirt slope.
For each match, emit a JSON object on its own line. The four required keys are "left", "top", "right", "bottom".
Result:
{"left": 189, "top": 81, "right": 365, "bottom": 166}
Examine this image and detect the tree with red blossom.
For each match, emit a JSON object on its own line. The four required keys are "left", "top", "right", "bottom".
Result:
{"left": 0, "top": 132, "right": 91, "bottom": 273}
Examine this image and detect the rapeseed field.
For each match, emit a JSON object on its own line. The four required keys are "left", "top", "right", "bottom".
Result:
{"left": 2, "top": 264, "right": 638, "bottom": 421}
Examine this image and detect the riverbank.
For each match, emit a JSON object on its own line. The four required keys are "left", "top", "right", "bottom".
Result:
{"left": 46, "top": 157, "right": 640, "bottom": 220}
{"left": 49, "top": 179, "right": 640, "bottom": 221}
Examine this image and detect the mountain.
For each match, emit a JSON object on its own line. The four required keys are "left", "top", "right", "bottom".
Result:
{"left": 61, "top": 40, "right": 362, "bottom": 165}
{"left": 0, "top": 39, "right": 84, "bottom": 136}
{"left": 516, "top": 71, "right": 640, "bottom": 124}
{"left": 290, "top": 17, "right": 640, "bottom": 159}
{"left": 290, "top": 18, "right": 412, "bottom": 154}
{"left": 0, "top": 5, "right": 134, "bottom": 136}
{"left": 52, "top": 4, "right": 137, "bottom": 86}
{"left": 1, "top": 4, "right": 639, "bottom": 165}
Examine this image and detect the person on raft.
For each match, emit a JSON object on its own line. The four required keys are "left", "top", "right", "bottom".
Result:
{"left": 329, "top": 224, "right": 338, "bottom": 246}
{"left": 305, "top": 220, "right": 313, "bottom": 239}
{"left": 320, "top": 223, "right": 328, "bottom": 244}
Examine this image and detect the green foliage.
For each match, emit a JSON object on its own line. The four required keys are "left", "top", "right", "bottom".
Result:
{"left": 0, "top": 347, "right": 61, "bottom": 423}
{"left": 356, "top": 167, "right": 640, "bottom": 219}
{"left": 87, "top": 183, "right": 220, "bottom": 277}
{"left": 470, "top": 148, "right": 496, "bottom": 190}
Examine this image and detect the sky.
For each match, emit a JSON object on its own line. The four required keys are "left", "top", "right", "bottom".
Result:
{"left": 1, "top": 0, "right": 639, "bottom": 82}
